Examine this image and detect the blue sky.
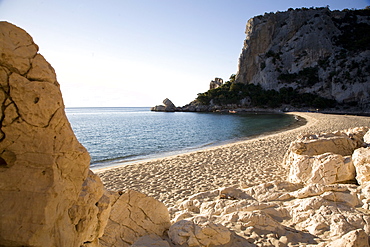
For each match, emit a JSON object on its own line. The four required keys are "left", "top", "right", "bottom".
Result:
{"left": 1, "top": 0, "right": 369, "bottom": 107}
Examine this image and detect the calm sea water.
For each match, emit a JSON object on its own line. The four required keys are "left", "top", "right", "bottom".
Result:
{"left": 66, "top": 107, "right": 295, "bottom": 169}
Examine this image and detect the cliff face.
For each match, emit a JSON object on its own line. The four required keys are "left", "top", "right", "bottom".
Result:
{"left": 236, "top": 8, "right": 370, "bottom": 108}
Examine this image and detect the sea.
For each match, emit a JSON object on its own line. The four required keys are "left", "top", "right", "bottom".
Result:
{"left": 65, "top": 107, "right": 296, "bottom": 169}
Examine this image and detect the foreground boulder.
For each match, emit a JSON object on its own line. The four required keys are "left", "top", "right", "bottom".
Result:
{"left": 0, "top": 21, "right": 110, "bottom": 246}
{"left": 168, "top": 220, "right": 231, "bottom": 246}
{"left": 2, "top": 20, "right": 370, "bottom": 247}
{"left": 353, "top": 147, "right": 370, "bottom": 185}
{"left": 0, "top": 21, "right": 174, "bottom": 247}
{"left": 284, "top": 127, "right": 369, "bottom": 184}
{"left": 100, "top": 190, "right": 171, "bottom": 247}
{"left": 170, "top": 181, "right": 370, "bottom": 246}
{"left": 167, "top": 127, "right": 370, "bottom": 246}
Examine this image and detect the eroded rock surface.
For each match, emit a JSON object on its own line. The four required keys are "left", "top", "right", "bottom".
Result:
{"left": 353, "top": 147, "right": 370, "bottom": 185}
{"left": 169, "top": 220, "right": 232, "bottom": 247}
{"left": 284, "top": 127, "right": 368, "bottom": 184}
{"left": 235, "top": 8, "right": 370, "bottom": 108}
{"left": 0, "top": 21, "right": 174, "bottom": 247}
{"left": 2, "top": 20, "right": 370, "bottom": 247}
{"left": 100, "top": 190, "right": 171, "bottom": 247}
{"left": 170, "top": 181, "right": 370, "bottom": 246}
{"left": 167, "top": 128, "right": 370, "bottom": 246}
{"left": 0, "top": 21, "right": 109, "bottom": 246}
{"left": 151, "top": 98, "right": 177, "bottom": 112}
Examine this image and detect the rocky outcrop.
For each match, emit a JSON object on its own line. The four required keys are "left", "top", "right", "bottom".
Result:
{"left": 0, "top": 21, "right": 110, "bottom": 246}
{"left": 209, "top": 77, "right": 224, "bottom": 90}
{"left": 0, "top": 21, "right": 171, "bottom": 247}
{"left": 2, "top": 20, "right": 370, "bottom": 247}
{"left": 132, "top": 234, "right": 170, "bottom": 247}
{"left": 236, "top": 8, "right": 370, "bottom": 109}
{"left": 151, "top": 98, "right": 177, "bottom": 112}
{"left": 353, "top": 147, "right": 370, "bottom": 185}
{"left": 283, "top": 127, "right": 368, "bottom": 184}
{"left": 169, "top": 220, "right": 231, "bottom": 246}
{"left": 328, "top": 229, "right": 369, "bottom": 247}
{"left": 100, "top": 190, "right": 171, "bottom": 247}
{"left": 166, "top": 127, "right": 370, "bottom": 246}
{"left": 169, "top": 181, "right": 370, "bottom": 246}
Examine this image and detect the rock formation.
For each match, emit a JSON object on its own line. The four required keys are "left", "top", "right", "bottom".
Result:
{"left": 2, "top": 16, "right": 370, "bottom": 247}
{"left": 100, "top": 190, "right": 170, "bottom": 247}
{"left": 0, "top": 21, "right": 170, "bottom": 247}
{"left": 209, "top": 77, "right": 224, "bottom": 90}
{"left": 168, "top": 127, "right": 370, "bottom": 246}
{"left": 169, "top": 220, "right": 231, "bottom": 246}
{"left": 151, "top": 98, "right": 177, "bottom": 112}
{"left": 0, "top": 21, "right": 110, "bottom": 246}
{"left": 236, "top": 7, "right": 370, "bottom": 109}
{"left": 283, "top": 127, "right": 368, "bottom": 184}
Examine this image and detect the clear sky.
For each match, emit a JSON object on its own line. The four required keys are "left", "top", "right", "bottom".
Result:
{"left": 1, "top": 0, "right": 369, "bottom": 107}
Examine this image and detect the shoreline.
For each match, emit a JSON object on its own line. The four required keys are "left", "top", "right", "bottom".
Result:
{"left": 96, "top": 112, "right": 369, "bottom": 207}
{"left": 92, "top": 111, "right": 305, "bottom": 173}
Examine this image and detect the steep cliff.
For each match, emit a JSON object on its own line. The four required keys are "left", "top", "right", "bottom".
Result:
{"left": 236, "top": 7, "right": 370, "bottom": 109}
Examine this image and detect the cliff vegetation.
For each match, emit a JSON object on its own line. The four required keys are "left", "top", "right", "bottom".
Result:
{"left": 196, "top": 75, "right": 337, "bottom": 109}
{"left": 233, "top": 6, "right": 370, "bottom": 111}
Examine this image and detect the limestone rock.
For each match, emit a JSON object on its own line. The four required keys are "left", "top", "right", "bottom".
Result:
{"left": 151, "top": 98, "right": 177, "bottom": 112}
{"left": 168, "top": 219, "right": 231, "bottom": 247}
{"left": 0, "top": 21, "right": 38, "bottom": 75}
{"left": 99, "top": 190, "right": 171, "bottom": 247}
{"left": 131, "top": 234, "right": 170, "bottom": 247}
{"left": 327, "top": 229, "right": 369, "bottom": 247}
{"left": 353, "top": 147, "right": 370, "bottom": 185}
{"left": 285, "top": 127, "right": 368, "bottom": 157}
{"left": 364, "top": 130, "right": 370, "bottom": 144}
{"left": 167, "top": 126, "right": 370, "bottom": 246}
{"left": 151, "top": 105, "right": 166, "bottom": 111}
{"left": 235, "top": 8, "right": 370, "bottom": 108}
{"left": 170, "top": 178, "right": 370, "bottom": 246}
{"left": 209, "top": 77, "right": 223, "bottom": 90}
{"left": 69, "top": 171, "right": 111, "bottom": 243}
{"left": 0, "top": 21, "right": 109, "bottom": 246}
{"left": 288, "top": 153, "right": 355, "bottom": 184}
{"left": 163, "top": 98, "right": 176, "bottom": 111}
{"left": 284, "top": 127, "right": 368, "bottom": 184}
{"left": 26, "top": 53, "right": 58, "bottom": 85}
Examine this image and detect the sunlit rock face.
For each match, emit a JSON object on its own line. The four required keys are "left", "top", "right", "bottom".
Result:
{"left": 168, "top": 128, "right": 370, "bottom": 246}
{"left": 100, "top": 190, "right": 171, "bottom": 247}
{"left": 283, "top": 127, "right": 369, "bottom": 185}
{"left": 236, "top": 8, "right": 370, "bottom": 108}
{"left": 0, "top": 21, "right": 110, "bottom": 247}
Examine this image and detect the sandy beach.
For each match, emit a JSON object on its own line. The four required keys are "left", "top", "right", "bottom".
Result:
{"left": 96, "top": 112, "right": 369, "bottom": 208}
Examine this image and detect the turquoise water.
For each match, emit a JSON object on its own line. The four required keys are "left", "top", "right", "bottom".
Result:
{"left": 66, "top": 107, "right": 295, "bottom": 169}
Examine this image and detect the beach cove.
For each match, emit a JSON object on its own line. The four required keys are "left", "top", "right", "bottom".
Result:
{"left": 2, "top": 12, "right": 370, "bottom": 246}
{"left": 96, "top": 112, "right": 370, "bottom": 208}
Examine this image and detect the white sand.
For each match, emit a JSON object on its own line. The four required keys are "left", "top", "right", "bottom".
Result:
{"left": 96, "top": 112, "right": 369, "bottom": 207}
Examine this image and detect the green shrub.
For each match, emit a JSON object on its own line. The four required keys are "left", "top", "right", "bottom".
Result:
{"left": 195, "top": 77, "right": 337, "bottom": 109}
